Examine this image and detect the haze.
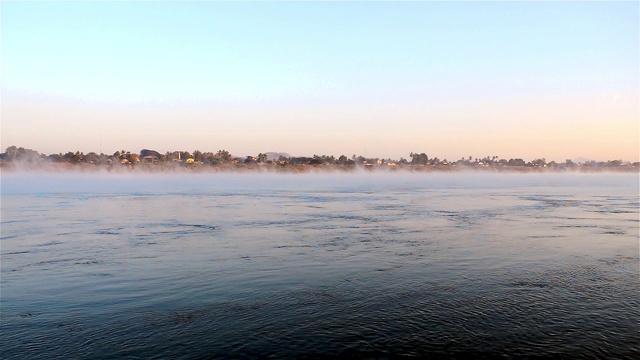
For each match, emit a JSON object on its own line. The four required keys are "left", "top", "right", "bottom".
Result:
{"left": 2, "top": 171, "right": 637, "bottom": 198}
{"left": 2, "top": 1, "right": 638, "bottom": 162}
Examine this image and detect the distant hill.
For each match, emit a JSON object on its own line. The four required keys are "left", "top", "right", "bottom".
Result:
{"left": 140, "top": 149, "right": 162, "bottom": 158}
{"left": 265, "top": 152, "right": 290, "bottom": 161}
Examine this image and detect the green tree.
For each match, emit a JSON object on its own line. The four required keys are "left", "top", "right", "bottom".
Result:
{"left": 84, "top": 152, "right": 99, "bottom": 164}
{"left": 410, "top": 152, "right": 428, "bottom": 165}
{"left": 216, "top": 150, "right": 232, "bottom": 163}
{"left": 531, "top": 158, "right": 546, "bottom": 167}
{"left": 193, "top": 150, "right": 203, "bottom": 162}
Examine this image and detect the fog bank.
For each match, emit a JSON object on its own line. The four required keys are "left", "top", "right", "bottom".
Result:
{"left": 2, "top": 171, "right": 637, "bottom": 196}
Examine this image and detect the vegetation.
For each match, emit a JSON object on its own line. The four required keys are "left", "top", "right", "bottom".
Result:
{"left": 1, "top": 145, "right": 638, "bottom": 173}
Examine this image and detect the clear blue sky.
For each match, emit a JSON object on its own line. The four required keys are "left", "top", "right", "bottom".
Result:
{"left": 2, "top": 1, "right": 638, "bottom": 161}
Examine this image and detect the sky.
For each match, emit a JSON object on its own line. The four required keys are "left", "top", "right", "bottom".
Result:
{"left": 2, "top": 1, "right": 638, "bottom": 162}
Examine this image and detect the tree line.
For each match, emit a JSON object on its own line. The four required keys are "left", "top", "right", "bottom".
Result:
{"left": 1, "top": 145, "right": 637, "bottom": 170}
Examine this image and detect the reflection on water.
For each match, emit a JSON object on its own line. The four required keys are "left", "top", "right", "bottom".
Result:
{"left": 1, "top": 173, "right": 639, "bottom": 358}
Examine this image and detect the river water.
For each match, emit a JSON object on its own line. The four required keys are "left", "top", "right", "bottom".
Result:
{"left": 1, "top": 172, "right": 638, "bottom": 359}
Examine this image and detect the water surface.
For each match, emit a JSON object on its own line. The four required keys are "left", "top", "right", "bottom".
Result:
{"left": 1, "top": 172, "right": 638, "bottom": 358}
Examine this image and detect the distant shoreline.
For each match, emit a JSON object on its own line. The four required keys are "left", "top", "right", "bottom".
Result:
{"left": 2, "top": 146, "right": 638, "bottom": 174}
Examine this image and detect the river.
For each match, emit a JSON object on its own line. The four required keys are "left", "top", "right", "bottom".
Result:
{"left": 1, "top": 172, "right": 638, "bottom": 359}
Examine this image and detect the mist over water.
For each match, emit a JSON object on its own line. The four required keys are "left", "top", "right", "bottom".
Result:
{"left": 2, "top": 171, "right": 637, "bottom": 195}
{"left": 1, "top": 172, "right": 638, "bottom": 358}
